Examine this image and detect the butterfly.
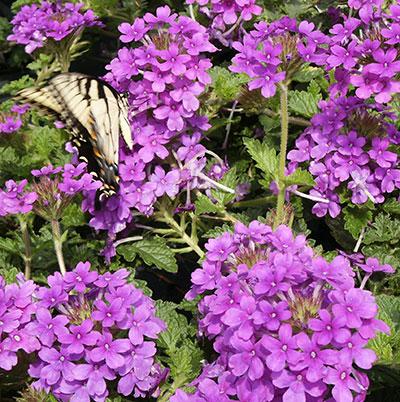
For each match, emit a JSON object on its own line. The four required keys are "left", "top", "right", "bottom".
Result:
{"left": 16, "top": 72, "right": 133, "bottom": 200}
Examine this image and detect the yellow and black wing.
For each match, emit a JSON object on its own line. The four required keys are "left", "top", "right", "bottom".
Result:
{"left": 16, "top": 72, "right": 133, "bottom": 198}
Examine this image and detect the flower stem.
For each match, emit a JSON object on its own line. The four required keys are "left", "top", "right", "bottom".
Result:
{"left": 159, "top": 207, "right": 204, "bottom": 258}
{"left": 19, "top": 217, "right": 32, "bottom": 280}
{"left": 51, "top": 219, "right": 66, "bottom": 275}
{"left": 274, "top": 83, "right": 289, "bottom": 229}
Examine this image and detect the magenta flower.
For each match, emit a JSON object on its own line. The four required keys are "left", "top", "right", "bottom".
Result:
{"left": 90, "top": 331, "right": 131, "bottom": 369}
{"left": 228, "top": 337, "right": 266, "bottom": 380}
{"left": 64, "top": 261, "right": 98, "bottom": 292}
{"left": 357, "top": 257, "right": 394, "bottom": 274}
{"left": 30, "top": 308, "right": 68, "bottom": 347}
{"left": 308, "top": 309, "right": 350, "bottom": 345}
{"left": 326, "top": 365, "right": 361, "bottom": 402}
{"left": 262, "top": 324, "right": 301, "bottom": 372}
{"left": 92, "top": 298, "right": 126, "bottom": 327}
{"left": 59, "top": 319, "right": 100, "bottom": 354}
{"left": 272, "top": 369, "right": 326, "bottom": 401}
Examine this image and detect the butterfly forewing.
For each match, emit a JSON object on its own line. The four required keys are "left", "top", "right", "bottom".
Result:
{"left": 16, "top": 72, "right": 133, "bottom": 200}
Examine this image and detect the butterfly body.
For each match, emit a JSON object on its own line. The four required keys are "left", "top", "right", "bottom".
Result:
{"left": 16, "top": 73, "right": 133, "bottom": 200}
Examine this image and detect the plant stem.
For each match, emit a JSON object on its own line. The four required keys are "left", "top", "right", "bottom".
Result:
{"left": 51, "top": 219, "right": 66, "bottom": 275}
{"left": 160, "top": 208, "right": 204, "bottom": 258}
{"left": 274, "top": 84, "right": 289, "bottom": 229}
{"left": 19, "top": 218, "right": 32, "bottom": 280}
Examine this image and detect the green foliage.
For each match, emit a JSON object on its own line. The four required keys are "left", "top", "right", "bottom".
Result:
{"left": 118, "top": 237, "right": 178, "bottom": 273}
{"left": 209, "top": 67, "right": 249, "bottom": 103}
{"left": 243, "top": 137, "right": 279, "bottom": 188}
{"left": 211, "top": 167, "right": 239, "bottom": 205}
{"left": 288, "top": 80, "right": 322, "bottom": 118}
{"left": 195, "top": 193, "right": 224, "bottom": 215}
{"left": 156, "top": 301, "right": 204, "bottom": 398}
{"left": 343, "top": 205, "right": 373, "bottom": 239}
{"left": 284, "top": 168, "right": 315, "bottom": 187}
{"left": 369, "top": 295, "right": 400, "bottom": 365}
{"left": 0, "top": 75, "right": 35, "bottom": 95}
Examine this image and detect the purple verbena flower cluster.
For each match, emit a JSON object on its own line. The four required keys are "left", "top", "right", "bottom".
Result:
{"left": 186, "top": 0, "right": 262, "bottom": 42}
{"left": 7, "top": 1, "right": 102, "bottom": 54}
{"left": 176, "top": 221, "right": 389, "bottom": 401}
{"left": 0, "top": 179, "right": 38, "bottom": 216}
{"left": 288, "top": 96, "right": 400, "bottom": 217}
{"left": 80, "top": 6, "right": 224, "bottom": 252}
{"left": 0, "top": 274, "right": 39, "bottom": 371}
{"left": 31, "top": 162, "right": 101, "bottom": 220}
{"left": 28, "top": 262, "right": 166, "bottom": 401}
{"left": 325, "top": 2, "right": 400, "bottom": 104}
{"left": 231, "top": 16, "right": 330, "bottom": 98}
{"left": 0, "top": 104, "right": 29, "bottom": 134}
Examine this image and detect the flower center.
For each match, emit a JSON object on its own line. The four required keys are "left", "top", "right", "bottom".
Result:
{"left": 310, "top": 351, "right": 317, "bottom": 358}
{"left": 281, "top": 344, "right": 288, "bottom": 351}
{"left": 340, "top": 371, "right": 347, "bottom": 380}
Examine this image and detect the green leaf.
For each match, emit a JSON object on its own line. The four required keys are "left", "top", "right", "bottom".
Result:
{"left": 209, "top": 66, "right": 249, "bottom": 102}
{"left": 383, "top": 199, "right": 400, "bottom": 215}
{"left": 61, "top": 203, "right": 86, "bottom": 228}
{"left": 118, "top": 237, "right": 178, "bottom": 273}
{"left": 293, "top": 65, "right": 324, "bottom": 83}
{"left": 243, "top": 138, "right": 279, "bottom": 186}
{"left": 289, "top": 86, "right": 322, "bottom": 118}
{"left": 284, "top": 168, "right": 315, "bottom": 187}
{"left": 168, "top": 340, "right": 204, "bottom": 380}
{"left": 0, "top": 75, "right": 35, "bottom": 95}
{"left": 156, "top": 301, "right": 189, "bottom": 351}
{"left": 364, "top": 214, "right": 400, "bottom": 245}
{"left": 203, "top": 223, "right": 233, "bottom": 239}
{"left": 211, "top": 167, "right": 239, "bottom": 205}
{"left": 0, "top": 266, "right": 19, "bottom": 284}
{"left": 343, "top": 205, "right": 373, "bottom": 239}
{"left": 259, "top": 114, "right": 280, "bottom": 134}
{"left": 195, "top": 194, "right": 223, "bottom": 215}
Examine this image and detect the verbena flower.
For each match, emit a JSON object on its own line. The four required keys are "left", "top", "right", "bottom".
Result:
{"left": 0, "top": 274, "right": 39, "bottom": 371}
{"left": 288, "top": 97, "right": 400, "bottom": 217}
{"left": 0, "top": 104, "right": 29, "bottom": 134}
{"left": 7, "top": 1, "right": 102, "bottom": 54}
{"left": 185, "top": 0, "right": 262, "bottom": 44}
{"left": 175, "top": 222, "right": 389, "bottom": 401}
{"left": 29, "top": 262, "right": 166, "bottom": 401}
{"left": 231, "top": 17, "right": 330, "bottom": 98}
{"left": 79, "top": 6, "right": 237, "bottom": 260}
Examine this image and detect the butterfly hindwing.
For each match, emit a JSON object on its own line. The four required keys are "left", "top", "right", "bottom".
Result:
{"left": 16, "top": 73, "right": 133, "bottom": 200}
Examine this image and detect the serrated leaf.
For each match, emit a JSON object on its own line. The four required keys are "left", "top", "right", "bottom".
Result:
{"left": 118, "top": 237, "right": 178, "bottom": 273}
{"left": 61, "top": 203, "right": 86, "bottom": 227}
{"left": 259, "top": 115, "right": 280, "bottom": 133}
{"left": 156, "top": 301, "right": 189, "bottom": 351}
{"left": 209, "top": 66, "right": 249, "bottom": 102}
{"left": 211, "top": 167, "right": 238, "bottom": 205}
{"left": 243, "top": 138, "right": 279, "bottom": 187}
{"left": 195, "top": 194, "right": 223, "bottom": 215}
{"left": 383, "top": 199, "right": 400, "bottom": 215}
{"left": 284, "top": 168, "right": 315, "bottom": 187}
{"left": 293, "top": 65, "right": 324, "bottom": 83}
{"left": 203, "top": 223, "right": 233, "bottom": 239}
{"left": 169, "top": 340, "right": 204, "bottom": 380}
{"left": 289, "top": 89, "right": 321, "bottom": 118}
{"left": 343, "top": 205, "right": 373, "bottom": 239}
{"left": 364, "top": 214, "right": 400, "bottom": 245}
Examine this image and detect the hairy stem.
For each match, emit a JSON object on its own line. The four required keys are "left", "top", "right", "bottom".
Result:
{"left": 160, "top": 208, "right": 204, "bottom": 258}
{"left": 19, "top": 218, "right": 32, "bottom": 280}
{"left": 274, "top": 84, "right": 289, "bottom": 229}
{"left": 51, "top": 219, "right": 66, "bottom": 275}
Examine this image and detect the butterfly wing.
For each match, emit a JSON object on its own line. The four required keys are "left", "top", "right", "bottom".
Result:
{"left": 16, "top": 73, "right": 133, "bottom": 198}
